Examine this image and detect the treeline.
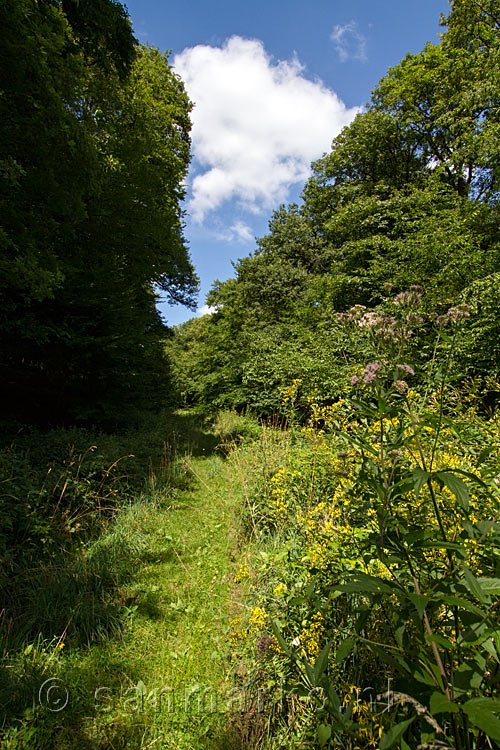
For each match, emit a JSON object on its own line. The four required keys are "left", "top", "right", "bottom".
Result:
{"left": 0, "top": 0, "right": 198, "bottom": 427}
{"left": 168, "top": 0, "right": 500, "bottom": 414}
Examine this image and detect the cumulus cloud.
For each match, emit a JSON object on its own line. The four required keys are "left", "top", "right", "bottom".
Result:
{"left": 197, "top": 304, "right": 217, "bottom": 317}
{"left": 331, "top": 21, "right": 367, "bottom": 63}
{"left": 174, "top": 36, "right": 360, "bottom": 222}
{"left": 215, "top": 220, "right": 254, "bottom": 244}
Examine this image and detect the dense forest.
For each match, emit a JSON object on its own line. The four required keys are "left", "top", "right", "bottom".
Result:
{"left": 0, "top": 0, "right": 198, "bottom": 427}
{"left": 1, "top": 0, "right": 500, "bottom": 748}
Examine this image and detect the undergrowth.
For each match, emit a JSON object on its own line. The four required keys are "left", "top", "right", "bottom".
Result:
{"left": 0, "top": 409, "right": 258, "bottom": 748}
{"left": 229, "top": 291, "right": 500, "bottom": 749}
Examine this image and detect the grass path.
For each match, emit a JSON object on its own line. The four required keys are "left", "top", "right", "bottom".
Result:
{"left": 54, "top": 415, "right": 250, "bottom": 749}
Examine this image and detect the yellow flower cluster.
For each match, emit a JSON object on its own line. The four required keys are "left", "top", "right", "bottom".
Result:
{"left": 342, "top": 685, "right": 384, "bottom": 749}
{"left": 248, "top": 606, "right": 268, "bottom": 635}
{"left": 233, "top": 564, "right": 249, "bottom": 583}
{"left": 273, "top": 583, "right": 288, "bottom": 597}
{"left": 269, "top": 466, "right": 303, "bottom": 519}
{"left": 282, "top": 378, "right": 303, "bottom": 404}
{"left": 306, "top": 398, "right": 348, "bottom": 429}
{"left": 229, "top": 616, "right": 245, "bottom": 648}
{"left": 298, "top": 611, "right": 325, "bottom": 659}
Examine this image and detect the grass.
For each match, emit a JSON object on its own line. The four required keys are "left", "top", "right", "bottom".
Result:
{"left": 0, "top": 410, "right": 262, "bottom": 749}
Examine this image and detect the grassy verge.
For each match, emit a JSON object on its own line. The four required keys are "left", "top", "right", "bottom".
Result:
{"left": 0, "top": 410, "right": 260, "bottom": 749}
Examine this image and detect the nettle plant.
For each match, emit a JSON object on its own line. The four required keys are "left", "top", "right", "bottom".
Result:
{"left": 273, "top": 289, "right": 500, "bottom": 749}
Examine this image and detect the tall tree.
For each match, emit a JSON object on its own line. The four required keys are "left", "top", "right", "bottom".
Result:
{"left": 0, "top": 0, "right": 197, "bottom": 424}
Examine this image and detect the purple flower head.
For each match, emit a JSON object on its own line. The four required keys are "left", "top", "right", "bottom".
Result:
{"left": 397, "top": 363, "right": 415, "bottom": 377}
{"left": 362, "top": 361, "right": 382, "bottom": 384}
{"left": 394, "top": 380, "right": 409, "bottom": 394}
{"left": 394, "top": 287, "right": 423, "bottom": 308}
{"left": 358, "top": 312, "right": 381, "bottom": 329}
{"left": 436, "top": 303, "right": 471, "bottom": 328}
{"left": 358, "top": 312, "right": 398, "bottom": 341}
{"left": 350, "top": 375, "right": 360, "bottom": 386}
{"left": 336, "top": 312, "right": 353, "bottom": 323}
{"left": 447, "top": 303, "right": 471, "bottom": 323}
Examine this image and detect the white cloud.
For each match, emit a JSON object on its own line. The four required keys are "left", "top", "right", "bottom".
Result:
{"left": 174, "top": 36, "right": 360, "bottom": 222}
{"left": 331, "top": 21, "right": 367, "bottom": 63}
{"left": 215, "top": 220, "right": 254, "bottom": 244}
{"left": 197, "top": 304, "right": 217, "bottom": 317}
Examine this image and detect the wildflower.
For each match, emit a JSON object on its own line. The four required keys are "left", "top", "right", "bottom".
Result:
{"left": 363, "top": 361, "right": 382, "bottom": 384}
{"left": 336, "top": 311, "right": 354, "bottom": 323}
{"left": 358, "top": 312, "right": 399, "bottom": 341}
{"left": 234, "top": 564, "right": 249, "bottom": 582}
{"left": 406, "top": 313, "right": 424, "bottom": 325}
{"left": 394, "top": 287, "right": 422, "bottom": 307}
{"left": 273, "top": 583, "right": 287, "bottom": 597}
{"left": 349, "top": 304, "right": 367, "bottom": 318}
{"left": 447, "top": 303, "right": 471, "bottom": 323}
{"left": 358, "top": 312, "right": 382, "bottom": 329}
{"left": 256, "top": 635, "right": 274, "bottom": 655}
{"left": 394, "top": 380, "right": 409, "bottom": 394}
{"left": 397, "top": 364, "right": 415, "bottom": 377}
{"left": 437, "top": 303, "right": 471, "bottom": 327}
{"left": 351, "top": 375, "right": 360, "bottom": 386}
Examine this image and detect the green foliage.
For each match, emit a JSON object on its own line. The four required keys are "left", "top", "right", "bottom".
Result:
{"left": 171, "top": 1, "right": 500, "bottom": 417}
{"left": 0, "top": 0, "right": 197, "bottom": 425}
{"left": 228, "top": 290, "right": 500, "bottom": 748}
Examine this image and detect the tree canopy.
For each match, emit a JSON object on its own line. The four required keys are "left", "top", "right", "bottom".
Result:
{"left": 168, "top": 0, "right": 500, "bottom": 414}
{"left": 0, "top": 0, "right": 197, "bottom": 425}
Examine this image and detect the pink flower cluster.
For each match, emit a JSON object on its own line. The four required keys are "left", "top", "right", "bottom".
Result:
{"left": 351, "top": 361, "right": 383, "bottom": 387}
{"left": 436, "top": 303, "right": 471, "bottom": 327}
{"left": 393, "top": 285, "right": 423, "bottom": 307}
{"left": 397, "top": 363, "right": 415, "bottom": 377}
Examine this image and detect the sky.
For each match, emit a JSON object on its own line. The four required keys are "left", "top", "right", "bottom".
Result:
{"left": 123, "top": 0, "right": 450, "bottom": 325}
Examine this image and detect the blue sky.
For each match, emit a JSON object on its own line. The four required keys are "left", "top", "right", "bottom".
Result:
{"left": 124, "top": 0, "right": 450, "bottom": 325}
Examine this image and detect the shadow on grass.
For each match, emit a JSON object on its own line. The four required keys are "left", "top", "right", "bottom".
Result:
{"left": 0, "top": 408, "right": 253, "bottom": 747}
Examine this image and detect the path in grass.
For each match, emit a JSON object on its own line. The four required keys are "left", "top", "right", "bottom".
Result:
{"left": 67, "top": 415, "right": 248, "bottom": 749}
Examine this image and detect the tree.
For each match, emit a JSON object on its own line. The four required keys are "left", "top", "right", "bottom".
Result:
{"left": 0, "top": 1, "right": 197, "bottom": 424}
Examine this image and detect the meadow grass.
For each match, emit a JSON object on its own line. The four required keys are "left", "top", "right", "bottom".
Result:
{"left": 0, "top": 410, "right": 264, "bottom": 749}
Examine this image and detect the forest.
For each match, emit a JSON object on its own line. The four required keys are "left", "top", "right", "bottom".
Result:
{"left": 1, "top": 0, "right": 500, "bottom": 748}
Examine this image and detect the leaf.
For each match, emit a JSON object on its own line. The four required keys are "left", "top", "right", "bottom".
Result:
{"left": 462, "top": 563, "right": 488, "bottom": 604}
{"left": 136, "top": 680, "right": 146, "bottom": 696}
{"left": 269, "top": 619, "right": 290, "bottom": 655}
{"left": 478, "top": 578, "right": 500, "bottom": 595}
{"left": 334, "top": 637, "right": 355, "bottom": 664}
{"left": 476, "top": 445, "right": 493, "bottom": 467}
{"left": 407, "top": 593, "right": 429, "bottom": 619}
{"left": 435, "top": 471, "right": 469, "bottom": 510}
{"left": 412, "top": 468, "right": 430, "bottom": 497}
{"left": 313, "top": 641, "right": 332, "bottom": 683}
{"left": 462, "top": 698, "right": 500, "bottom": 741}
{"left": 440, "top": 594, "right": 485, "bottom": 616}
{"left": 379, "top": 717, "right": 415, "bottom": 749}
{"left": 337, "top": 572, "right": 397, "bottom": 595}
{"left": 304, "top": 660, "right": 316, "bottom": 687}
{"left": 371, "top": 644, "right": 411, "bottom": 675}
{"left": 317, "top": 724, "right": 332, "bottom": 747}
{"left": 451, "top": 467, "right": 489, "bottom": 489}
{"left": 430, "top": 692, "right": 459, "bottom": 714}
{"left": 422, "top": 539, "right": 463, "bottom": 552}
